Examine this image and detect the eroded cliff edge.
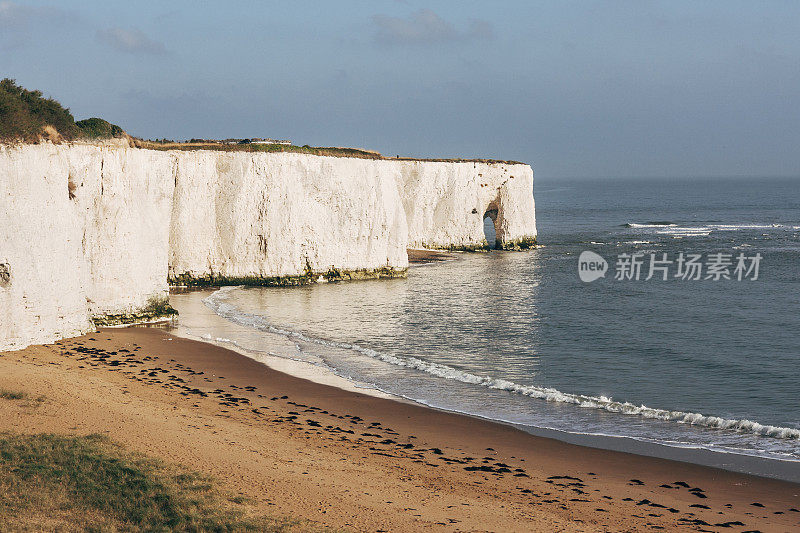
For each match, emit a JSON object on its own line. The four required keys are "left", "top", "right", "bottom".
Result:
{"left": 1, "top": 143, "right": 536, "bottom": 350}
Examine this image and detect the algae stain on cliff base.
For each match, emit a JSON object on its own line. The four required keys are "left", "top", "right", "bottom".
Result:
{"left": 498, "top": 236, "right": 537, "bottom": 251}
{"left": 91, "top": 295, "right": 178, "bottom": 327}
{"left": 167, "top": 266, "right": 407, "bottom": 288}
{"left": 418, "top": 237, "right": 537, "bottom": 253}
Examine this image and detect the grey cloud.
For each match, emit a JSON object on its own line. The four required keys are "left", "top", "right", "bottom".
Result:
{"left": 0, "top": 1, "right": 69, "bottom": 27}
{"left": 0, "top": 1, "right": 76, "bottom": 48}
{"left": 372, "top": 9, "right": 493, "bottom": 46}
{"left": 0, "top": 0, "right": 26, "bottom": 27}
{"left": 96, "top": 27, "right": 166, "bottom": 55}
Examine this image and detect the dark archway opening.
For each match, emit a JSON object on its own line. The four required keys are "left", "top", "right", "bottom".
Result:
{"left": 483, "top": 208, "right": 498, "bottom": 249}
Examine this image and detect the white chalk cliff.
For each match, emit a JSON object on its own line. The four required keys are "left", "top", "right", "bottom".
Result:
{"left": 0, "top": 143, "right": 536, "bottom": 351}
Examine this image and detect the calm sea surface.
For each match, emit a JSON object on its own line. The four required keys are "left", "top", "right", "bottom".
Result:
{"left": 177, "top": 177, "right": 800, "bottom": 469}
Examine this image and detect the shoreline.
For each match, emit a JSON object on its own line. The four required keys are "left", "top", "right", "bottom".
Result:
{"left": 176, "top": 315, "right": 800, "bottom": 483}
{"left": 170, "top": 320, "right": 404, "bottom": 403}
{"left": 2, "top": 327, "right": 799, "bottom": 530}
{"left": 173, "top": 286, "right": 800, "bottom": 484}
{"left": 183, "top": 329, "right": 800, "bottom": 484}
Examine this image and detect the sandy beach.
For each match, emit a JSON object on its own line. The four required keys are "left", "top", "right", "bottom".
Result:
{"left": 1, "top": 327, "right": 798, "bottom": 532}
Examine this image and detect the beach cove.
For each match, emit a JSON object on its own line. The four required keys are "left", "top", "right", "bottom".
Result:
{"left": 2, "top": 325, "right": 799, "bottom": 531}
{"left": 2, "top": 65, "right": 799, "bottom": 530}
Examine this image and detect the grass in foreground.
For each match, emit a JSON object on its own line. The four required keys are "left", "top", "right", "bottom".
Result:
{"left": 0, "top": 389, "right": 26, "bottom": 400}
{"left": 0, "top": 433, "right": 299, "bottom": 532}
{"left": 0, "top": 389, "right": 45, "bottom": 406}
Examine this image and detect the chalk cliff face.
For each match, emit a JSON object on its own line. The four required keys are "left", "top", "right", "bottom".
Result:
{"left": 398, "top": 160, "right": 536, "bottom": 250}
{"left": 70, "top": 145, "right": 175, "bottom": 315}
{"left": 0, "top": 143, "right": 173, "bottom": 350}
{"left": 169, "top": 152, "right": 409, "bottom": 283}
{"left": 0, "top": 143, "right": 536, "bottom": 350}
{"left": 1, "top": 145, "right": 94, "bottom": 349}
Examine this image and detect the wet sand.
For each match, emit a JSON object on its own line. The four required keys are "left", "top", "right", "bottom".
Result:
{"left": 1, "top": 327, "right": 798, "bottom": 532}
{"left": 407, "top": 248, "right": 459, "bottom": 264}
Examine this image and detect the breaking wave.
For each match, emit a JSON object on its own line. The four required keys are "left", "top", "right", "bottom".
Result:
{"left": 204, "top": 287, "right": 800, "bottom": 442}
{"left": 627, "top": 222, "right": 795, "bottom": 236}
{"left": 623, "top": 222, "right": 677, "bottom": 228}
{"left": 656, "top": 226, "right": 712, "bottom": 237}
{"left": 708, "top": 223, "right": 786, "bottom": 230}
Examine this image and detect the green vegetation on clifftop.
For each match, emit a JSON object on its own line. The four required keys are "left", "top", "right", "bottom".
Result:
{"left": 135, "top": 138, "right": 522, "bottom": 163}
{"left": 0, "top": 79, "right": 125, "bottom": 142}
{"left": 0, "top": 79, "right": 79, "bottom": 141}
{"left": 74, "top": 117, "right": 125, "bottom": 139}
{"left": 1, "top": 80, "right": 524, "bottom": 164}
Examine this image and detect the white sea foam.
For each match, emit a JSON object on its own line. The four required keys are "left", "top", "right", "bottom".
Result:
{"left": 656, "top": 227, "right": 712, "bottom": 237}
{"left": 204, "top": 287, "right": 800, "bottom": 443}
{"left": 709, "top": 223, "right": 786, "bottom": 230}
{"left": 624, "top": 222, "right": 677, "bottom": 228}
{"left": 626, "top": 222, "right": 797, "bottom": 239}
{"left": 629, "top": 222, "right": 794, "bottom": 237}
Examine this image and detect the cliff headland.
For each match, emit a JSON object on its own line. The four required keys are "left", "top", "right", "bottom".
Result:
{"left": 0, "top": 81, "right": 537, "bottom": 350}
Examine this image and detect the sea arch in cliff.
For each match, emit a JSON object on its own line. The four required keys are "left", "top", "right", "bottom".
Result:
{"left": 482, "top": 201, "right": 499, "bottom": 249}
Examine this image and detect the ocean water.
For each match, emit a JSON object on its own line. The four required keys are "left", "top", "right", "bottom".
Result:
{"left": 176, "top": 177, "right": 800, "bottom": 471}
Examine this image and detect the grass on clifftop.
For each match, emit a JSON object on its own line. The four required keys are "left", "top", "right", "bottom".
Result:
{"left": 134, "top": 139, "right": 522, "bottom": 163}
{"left": 135, "top": 139, "right": 390, "bottom": 160}
{"left": 0, "top": 433, "right": 299, "bottom": 531}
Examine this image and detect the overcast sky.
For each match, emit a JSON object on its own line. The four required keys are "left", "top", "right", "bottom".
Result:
{"left": 2, "top": 1, "right": 799, "bottom": 179}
